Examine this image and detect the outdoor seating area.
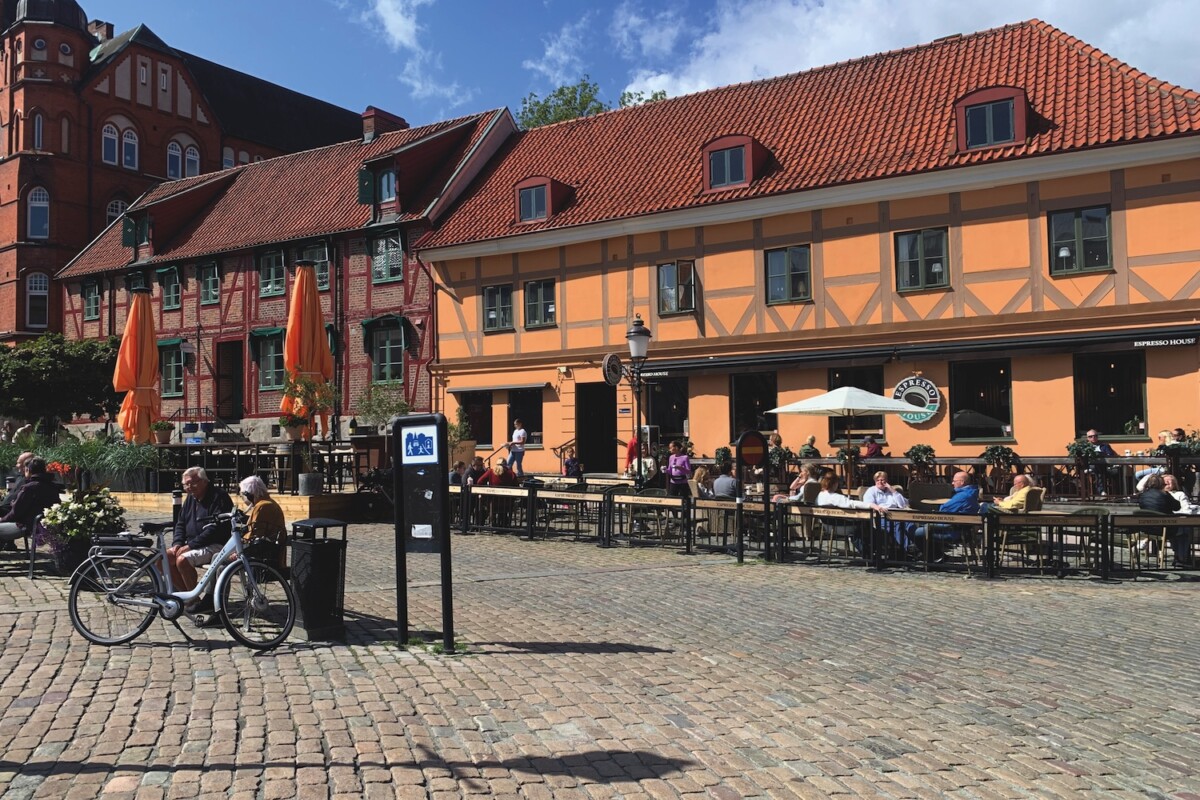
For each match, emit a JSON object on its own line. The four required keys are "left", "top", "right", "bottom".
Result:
{"left": 444, "top": 479, "right": 1198, "bottom": 580}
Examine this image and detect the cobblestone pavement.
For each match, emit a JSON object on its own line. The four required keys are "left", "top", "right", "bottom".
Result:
{"left": 2, "top": 518, "right": 1199, "bottom": 800}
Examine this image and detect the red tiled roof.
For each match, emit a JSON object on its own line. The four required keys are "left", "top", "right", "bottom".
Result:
{"left": 418, "top": 20, "right": 1200, "bottom": 251}
{"left": 61, "top": 110, "right": 503, "bottom": 278}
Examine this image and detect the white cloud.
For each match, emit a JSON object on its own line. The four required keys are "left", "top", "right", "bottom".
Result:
{"left": 609, "top": 1, "right": 686, "bottom": 60}
{"left": 357, "top": 0, "right": 475, "bottom": 108}
{"left": 623, "top": 0, "right": 1199, "bottom": 99}
{"left": 522, "top": 15, "right": 592, "bottom": 86}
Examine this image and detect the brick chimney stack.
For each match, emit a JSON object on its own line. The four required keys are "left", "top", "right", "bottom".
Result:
{"left": 362, "top": 106, "right": 409, "bottom": 142}
{"left": 88, "top": 19, "right": 114, "bottom": 41}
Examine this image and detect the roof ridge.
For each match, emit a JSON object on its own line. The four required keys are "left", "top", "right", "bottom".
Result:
{"left": 525, "top": 19, "right": 1044, "bottom": 133}
{"left": 1028, "top": 19, "right": 1200, "bottom": 103}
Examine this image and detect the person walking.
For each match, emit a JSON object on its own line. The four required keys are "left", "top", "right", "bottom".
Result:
{"left": 505, "top": 419, "right": 527, "bottom": 477}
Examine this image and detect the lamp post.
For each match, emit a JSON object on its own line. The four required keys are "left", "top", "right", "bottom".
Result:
{"left": 625, "top": 314, "right": 652, "bottom": 490}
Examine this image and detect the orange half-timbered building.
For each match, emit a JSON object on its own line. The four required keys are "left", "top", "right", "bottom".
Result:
{"left": 58, "top": 107, "right": 515, "bottom": 439}
{"left": 417, "top": 21, "right": 1200, "bottom": 473}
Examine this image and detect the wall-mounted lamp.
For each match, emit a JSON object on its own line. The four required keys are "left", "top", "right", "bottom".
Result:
{"left": 556, "top": 365, "right": 569, "bottom": 375}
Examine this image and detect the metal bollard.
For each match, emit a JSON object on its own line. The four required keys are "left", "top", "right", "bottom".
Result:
{"left": 172, "top": 488, "right": 183, "bottom": 527}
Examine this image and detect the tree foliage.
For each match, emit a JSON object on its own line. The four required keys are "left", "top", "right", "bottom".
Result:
{"left": 517, "top": 76, "right": 667, "bottom": 128}
{"left": 0, "top": 334, "right": 122, "bottom": 426}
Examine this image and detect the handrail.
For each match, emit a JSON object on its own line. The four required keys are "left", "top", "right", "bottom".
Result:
{"left": 551, "top": 438, "right": 576, "bottom": 459}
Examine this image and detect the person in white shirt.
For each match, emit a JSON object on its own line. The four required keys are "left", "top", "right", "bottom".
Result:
{"left": 505, "top": 418, "right": 528, "bottom": 477}
{"left": 862, "top": 471, "right": 915, "bottom": 551}
{"left": 816, "top": 473, "right": 883, "bottom": 557}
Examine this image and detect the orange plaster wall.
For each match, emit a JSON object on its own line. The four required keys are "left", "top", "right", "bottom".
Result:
{"left": 1125, "top": 194, "right": 1200, "bottom": 257}
{"left": 1011, "top": 353, "right": 1075, "bottom": 446}
{"left": 564, "top": 241, "right": 601, "bottom": 267}
{"left": 890, "top": 195, "right": 949, "bottom": 220}
{"left": 961, "top": 217, "right": 1028, "bottom": 271}
{"left": 701, "top": 250, "right": 753, "bottom": 293}
{"left": 519, "top": 247, "right": 558, "bottom": 273}
{"left": 1040, "top": 172, "right": 1111, "bottom": 200}
{"left": 565, "top": 272, "right": 604, "bottom": 323}
{"left": 960, "top": 183, "right": 1025, "bottom": 211}
{"left": 761, "top": 211, "right": 811, "bottom": 239}
{"left": 704, "top": 220, "right": 753, "bottom": 246}
{"left": 688, "top": 373, "right": 732, "bottom": 455}
{"left": 822, "top": 233, "right": 878, "bottom": 278}
{"left": 1146, "top": 348, "right": 1200, "bottom": 433}
{"left": 826, "top": 202, "right": 878, "bottom": 227}
{"left": 667, "top": 227, "right": 696, "bottom": 250}
{"left": 632, "top": 232, "right": 659, "bottom": 256}
{"left": 1124, "top": 158, "right": 1200, "bottom": 189}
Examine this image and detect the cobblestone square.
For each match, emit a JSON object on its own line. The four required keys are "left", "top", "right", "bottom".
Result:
{"left": 2, "top": 519, "right": 1198, "bottom": 799}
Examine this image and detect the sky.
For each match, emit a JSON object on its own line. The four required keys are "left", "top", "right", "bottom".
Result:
{"left": 81, "top": 0, "right": 1199, "bottom": 128}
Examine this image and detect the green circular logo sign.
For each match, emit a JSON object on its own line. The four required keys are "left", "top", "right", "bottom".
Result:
{"left": 892, "top": 376, "right": 940, "bottom": 424}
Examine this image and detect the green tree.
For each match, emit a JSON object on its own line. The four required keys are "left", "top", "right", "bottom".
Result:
{"left": 0, "top": 334, "right": 122, "bottom": 429}
{"left": 618, "top": 89, "right": 667, "bottom": 108}
{"left": 517, "top": 76, "right": 610, "bottom": 128}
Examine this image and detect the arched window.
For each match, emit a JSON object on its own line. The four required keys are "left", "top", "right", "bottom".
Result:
{"left": 184, "top": 145, "right": 200, "bottom": 177}
{"left": 101, "top": 123, "right": 118, "bottom": 164}
{"left": 166, "top": 141, "right": 181, "bottom": 179}
{"left": 27, "top": 187, "right": 49, "bottom": 239}
{"left": 106, "top": 198, "right": 127, "bottom": 226}
{"left": 32, "top": 113, "right": 42, "bottom": 150}
{"left": 122, "top": 129, "right": 138, "bottom": 169}
{"left": 26, "top": 273, "right": 49, "bottom": 328}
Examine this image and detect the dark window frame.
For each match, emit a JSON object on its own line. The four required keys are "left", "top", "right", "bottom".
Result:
{"left": 729, "top": 372, "right": 777, "bottom": 441}
{"left": 765, "top": 244, "right": 811, "bottom": 304}
{"left": 1049, "top": 206, "right": 1112, "bottom": 276}
{"left": 1073, "top": 351, "right": 1146, "bottom": 440}
{"left": 948, "top": 359, "right": 1013, "bottom": 442}
{"left": 657, "top": 260, "right": 696, "bottom": 316}
{"left": 524, "top": 279, "right": 556, "bottom": 328}
{"left": 160, "top": 345, "right": 184, "bottom": 398}
{"left": 828, "top": 366, "right": 885, "bottom": 444}
{"left": 895, "top": 227, "right": 949, "bottom": 292}
{"left": 370, "top": 327, "right": 405, "bottom": 384}
{"left": 708, "top": 145, "right": 746, "bottom": 189}
{"left": 518, "top": 184, "right": 547, "bottom": 222}
{"left": 964, "top": 99, "right": 1015, "bottom": 148}
{"left": 483, "top": 284, "right": 514, "bottom": 332}
{"left": 459, "top": 390, "right": 493, "bottom": 448}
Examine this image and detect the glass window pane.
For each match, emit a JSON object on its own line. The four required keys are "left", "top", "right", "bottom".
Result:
{"left": 1083, "top": 239, "right": 1108, "bottom": 268}
{"left": 1050, "top": 212, "right": 1075, "bottom": 242}
{"left": 727, "top": 147, "right": 745, "bottom": 183}
{"left": 709, "top": 151, "right": 726, "bottom": 186}
{"left": 991, "top": 100, "right": 1013, "bottom": 142}
{"left": 1081, "top": 208, "right": 1108, "bottom": 239}
{"left": 966, "top": 105, "right": 988, "bottom": 147}
{"left": 922, "top": 229, "right": 945, "bottom": 259}
{"left": 897, "top": 233, "right": 919, "bottom": 262}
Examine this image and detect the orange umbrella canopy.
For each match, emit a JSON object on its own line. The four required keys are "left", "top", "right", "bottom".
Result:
{"left": 281, "top": 263, "right": 335, "bottom": 438}
{"left": 113, "top": 290, "right": 161, "bottom": 444}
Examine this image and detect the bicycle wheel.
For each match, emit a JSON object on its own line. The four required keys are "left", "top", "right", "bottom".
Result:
{"left": 68, "top": 555, "right": 160, "bottom": 645}
{"left": 218, "top": 560, "right": 295, "bottom": 650}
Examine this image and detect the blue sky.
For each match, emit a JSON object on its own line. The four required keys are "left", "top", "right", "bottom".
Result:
{"left": 82, "top": 0, "right": 1199, "bottom": 128}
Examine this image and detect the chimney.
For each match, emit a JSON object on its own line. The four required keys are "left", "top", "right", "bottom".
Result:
{"left": 88, "top": 19, "right": 114, "bottom": 42}
{"left": 362, "top": 106, "right": 409, "bottom": 142}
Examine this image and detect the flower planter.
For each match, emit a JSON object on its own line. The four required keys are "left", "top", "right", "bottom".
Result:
{"left": 152, "top": 428, "right": 173, "bottom": 444}
{"left": 53, "top": 536, "right": 91, "bottom": 576}
{"left": 297, "top": 473, "right": 324, "bottom": 496}
{"left": 284, "top": 425, "right": 306, "bottom": 442}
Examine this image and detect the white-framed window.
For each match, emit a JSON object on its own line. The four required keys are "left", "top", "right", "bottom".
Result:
{"left": 101, "top": 123, "right": 118, "bottom": 164}
{"left": 160, "top": 345, "right": 184, "bottom": 397}
{"left": 27, "top": 186, "right": 49, "bottom": 239}
{"left": 222, "top": 147, "right": 234, "bottom": 169}
{"left": 259, "top": 251, "right": 285, "bottom": 296}
{"left": 32, "top": 113, "right": 42, "bottom": 150}
{"left": 371, "top": 232, "right": 403, "bottom": 282}
{"left": 26, "top": 273, "right": 49, "bottom": 328}
{"left": 371, "top": 328, "right": 405, "bottom": 383}
{"left": 378, "top": 169, "right": 396, "bottom": 202}
{"left": 166, "top": 141, "right": 181, "bottom": 179}
{"left": 257, "top": 333, "right": 285, "bottom": 390}
{"left": 199, "top": 263, "right": 220, "bottom": 305}
{"left": 106, "top": 198, "right": 127, "bottom": 226}
{"left": 82, "top": 282, "right": 100, "bottom": 321}
{"left": 122, "top": 129, "right": 138, "bottom": 169}
{"left": 32, "top": 38, "right": 45, "bottom": 51}
{"left": 159, "top": 69, "right": 168, "bottom": 91}
{"left": 302, "top": 243, "right": 330, "bottom": 291}
{"left": 59, "top": 43, "right": 71, "bottom": 56}
{"left": 184, "top": 145, "right": 200, "bottom": 177}
{"left": 518, "top": 185, "right": 546, "bottom": 221}
{"left": 138, "top": 64, "right": 147, "bottom": 84}
{"left": 160, "top": 268, "right": 181, "bottom": 310}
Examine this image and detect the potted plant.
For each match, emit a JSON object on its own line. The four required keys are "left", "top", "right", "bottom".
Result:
{"left": 354, "top": 383, "right": 410, "bottom": 434}
{"left": 38, "top": 487, "right": 126, "bottom": 575}
{"left": 448, "top": 405, "right": 475, "bottom": 464}
{"left": 903, "top": 443, "right": 936, "bottom": 482}
{"left": 980, "top": 444, "right": 1020, "bottom": 494}
{"left": 278, "top": 412, "right": 309, "bottom": 442}
{"left": 714, "top": 446, "right": 732, "bottom": 471}
{"left": 150, "top": 419, "right": 174, "bottom": 444}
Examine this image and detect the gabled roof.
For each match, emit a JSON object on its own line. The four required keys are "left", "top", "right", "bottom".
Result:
{"left": 59, "top": 110, "right": 506, "bottom": 280}
{"left": 417, "top": 19, "right": 1200, "bottom": 252}
{"left": 87, "top": 25, "right": 361, "bottom": 153}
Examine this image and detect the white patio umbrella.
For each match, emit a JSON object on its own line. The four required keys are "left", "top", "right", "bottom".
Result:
{"left": 769, "top": 386, "right": 923, "bottom": 487}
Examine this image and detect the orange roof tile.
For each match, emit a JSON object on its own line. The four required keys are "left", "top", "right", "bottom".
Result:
{"left": 417, "top": 20, "right": 1200, "bottom": 251}
{"left": 61, "top": 110, "right": 503, "bottom": 279}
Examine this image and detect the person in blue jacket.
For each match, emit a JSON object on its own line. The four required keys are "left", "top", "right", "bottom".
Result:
{"left": 912, "top": 471, "right": 980, "bottom": 561}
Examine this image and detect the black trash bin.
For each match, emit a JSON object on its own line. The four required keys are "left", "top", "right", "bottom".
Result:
{"left": 290, "top": 518, "right": 348, "bottom": 641}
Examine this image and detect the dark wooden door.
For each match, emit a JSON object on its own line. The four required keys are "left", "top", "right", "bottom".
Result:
{"left": 215, "top": 341, "right": 244, "bottom": 420}
{"left": 575, "top": 383, "right": 617, "bottom": 473}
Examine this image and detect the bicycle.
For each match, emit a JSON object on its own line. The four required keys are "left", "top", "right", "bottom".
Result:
{"left": 67, "top": 510, "right": 296, "bottom": 651}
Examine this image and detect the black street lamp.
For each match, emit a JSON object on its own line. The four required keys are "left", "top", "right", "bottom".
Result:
{"left": 625, "top": 314, "right": 652, "bottom": 490}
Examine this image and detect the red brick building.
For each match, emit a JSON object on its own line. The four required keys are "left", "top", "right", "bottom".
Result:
{"left": 0, "top": 0, "right": 361, "bottom": 343}
{"left": 59, "top": 107, "right": 515, "bottom": 440}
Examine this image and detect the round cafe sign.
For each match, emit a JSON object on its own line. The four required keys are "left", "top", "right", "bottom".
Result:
{"left": 892, "top": 376, "right": 940, "bottom": 424}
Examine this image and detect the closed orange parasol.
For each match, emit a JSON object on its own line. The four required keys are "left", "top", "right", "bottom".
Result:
{"left": 281, "top": 262, "right": 335, "bottom": 439}
{"left": 113, "top": 288, "right": 161, "bottom": 444}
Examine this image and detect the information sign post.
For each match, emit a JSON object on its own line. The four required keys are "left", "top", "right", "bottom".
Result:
{"left": 392, "top": 413, "right": 455, "bottom": 653}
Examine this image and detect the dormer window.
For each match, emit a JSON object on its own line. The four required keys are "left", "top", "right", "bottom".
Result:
{"left": 702, "top": 135, "right": 768, "bottom": 192}
{"left": 519, "top": 185, "right": 546, "bottom": 221}
{"left": 955, "top": 87, "right": 1028, "bottom": 152}
{"left": 378, "top": 169, "right": 396, "bottom": 203}
{"left": 514, "top": 176, "right": 569, "bottom": 223}
{"left": 965, "top": 100, "right": 1013, "bottom": 148}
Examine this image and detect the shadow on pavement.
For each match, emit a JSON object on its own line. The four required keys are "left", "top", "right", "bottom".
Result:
{"left": 476, "top": 640, "right": 674, "bottom": 654}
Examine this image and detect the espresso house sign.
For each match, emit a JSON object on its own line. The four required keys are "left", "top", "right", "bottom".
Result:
{"left": 892, "top": 375, "right": 940, "bottom": 425}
